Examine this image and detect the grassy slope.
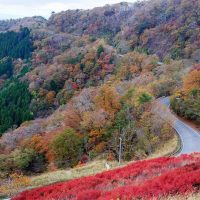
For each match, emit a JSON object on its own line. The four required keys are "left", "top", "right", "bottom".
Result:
{"left": 0, "top": 134, "right": 178, "bottom": 198}
{"left": 164, "top": 193, "right": 200, "bottom": 200}
{"left": 13, "top": 153, "right": 200, "bottom": 200}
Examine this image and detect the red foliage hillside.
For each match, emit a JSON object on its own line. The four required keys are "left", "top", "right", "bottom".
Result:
{"left": 13, "top": 154, "right": 200, "bottom": 200}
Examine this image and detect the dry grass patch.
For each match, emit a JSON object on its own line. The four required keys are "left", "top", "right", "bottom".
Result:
{"left": 149, "top": 133, "right": 179, "bottom": 158}
{"left": 1, "top": 159, "right": 123, "bottom": 198}
{"left": 162, "top": 192, "right": 200, "bottom": 200}
{"left": 30, "top": 159, "right": 122, "bottom": 189}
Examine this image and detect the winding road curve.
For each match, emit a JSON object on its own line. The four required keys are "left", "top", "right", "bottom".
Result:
{"left": 160, "top": 97, "right": 200, "bottom": 155}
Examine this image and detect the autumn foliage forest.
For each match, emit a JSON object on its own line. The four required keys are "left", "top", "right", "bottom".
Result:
{"left": 0, "top": 0, "right": 200, "bottom": 198}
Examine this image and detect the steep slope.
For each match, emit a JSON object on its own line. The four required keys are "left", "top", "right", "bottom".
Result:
{"left": 47, "top": 2, "right": 135, "bottom": 36}
{"left": 0, "top": 0, "right": 200, "bottom": 194}
{"left": 47, "top": 0, "right": 200, "bottom": 59}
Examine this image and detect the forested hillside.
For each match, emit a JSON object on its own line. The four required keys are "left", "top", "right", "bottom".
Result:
{"left": 0, "top": 79, "right": 33, "bottom": 135}
{"left": 0, "top": 27, "right": 33, "bottom": 135}
{"left": 0, "top": 27, "right": 33, "bottom": 59}
{"left": 0, "top": 1, "right": 200, "bottom": 197}
{"left": 171, "top": 64, "right": 200, "bottom": 123}
{"left": 47, "top": 0, "right": 200, "bottom": 59}
{"left": 0, "top": 16, "right": 46, "bottom": 32}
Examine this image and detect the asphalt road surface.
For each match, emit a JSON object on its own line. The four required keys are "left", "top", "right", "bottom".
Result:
{"left": 160, "top": 97, "right": 200, "bottom": 155}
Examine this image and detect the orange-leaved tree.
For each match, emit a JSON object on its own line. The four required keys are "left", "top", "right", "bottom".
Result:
{"left": 22, "top": 134, "right": 53, "bottom": 163}
{"left": 183, "top": 64, "right": 200, "bottom": 93}
{"left": 94, "top": 85, "right": 121, "bottom": 119}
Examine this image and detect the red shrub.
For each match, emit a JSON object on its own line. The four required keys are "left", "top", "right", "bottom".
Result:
{"left": 77, "top": 190, "right": 101, "bottom": 200}
{"left": 12, "top": 154, "right": 200, "bottom": 200}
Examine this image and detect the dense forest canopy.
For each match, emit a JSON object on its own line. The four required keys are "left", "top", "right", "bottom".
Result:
{"left": 0, "top": 27, "right": 33, "bottom": 135}
{"left": 0, "top": 27, "right": 33, "bottom": 60}
{"left": 0, "top": 79, "right": 33, "bottom": 135}
{"left": 0, "top": 57, "right": 13, "bottom": 77}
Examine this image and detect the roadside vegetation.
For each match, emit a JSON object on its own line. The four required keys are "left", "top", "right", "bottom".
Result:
{"left": 171, "top": 64, "right": 200, "bottom": 123}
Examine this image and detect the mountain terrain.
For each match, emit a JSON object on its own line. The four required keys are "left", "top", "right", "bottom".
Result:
{"left": 0, "top": 0, "right": 199, "bottom": 199}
